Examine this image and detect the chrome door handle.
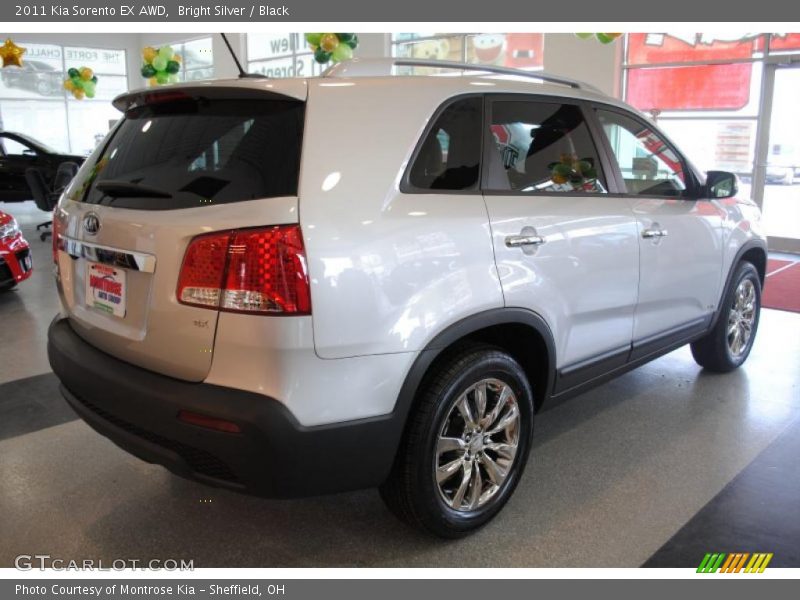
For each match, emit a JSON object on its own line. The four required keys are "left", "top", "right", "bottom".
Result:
{"left": 642, "top": 228, "right": 668, "bottom": 239}
{"left": 505, "top": 234, "right": 546, "bottom": 248}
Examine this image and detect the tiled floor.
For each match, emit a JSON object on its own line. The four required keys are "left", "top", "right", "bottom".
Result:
{"left": 1, "top": 200, "right": 798, "bottom": 567}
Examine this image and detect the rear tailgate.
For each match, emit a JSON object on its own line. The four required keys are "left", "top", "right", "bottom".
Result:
{"left": 54, "top": 80, "right": 306, "bottom": 382}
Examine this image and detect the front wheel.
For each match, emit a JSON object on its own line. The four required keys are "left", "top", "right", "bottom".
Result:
{"left": 380, "top": 345, "right": 534, "bottom": 538}
{"left": 691, "top": 261, "right": 761, "bottom": 372}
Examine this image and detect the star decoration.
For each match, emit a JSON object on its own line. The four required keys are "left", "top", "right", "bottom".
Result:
{"left": 0, "top": 39, "right": 26, "bottom": 68}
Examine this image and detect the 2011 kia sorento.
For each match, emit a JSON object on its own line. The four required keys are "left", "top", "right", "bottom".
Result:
{"left": 47, "top": 59, "right": 767, "bottom": 537}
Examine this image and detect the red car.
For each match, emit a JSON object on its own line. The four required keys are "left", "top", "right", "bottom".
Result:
{"left": 0, "top": 210, "right": 33, "bottom": 291}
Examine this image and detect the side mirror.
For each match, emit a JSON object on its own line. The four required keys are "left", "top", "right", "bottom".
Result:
{"left": 22, "top": 148, "right": 37, "bottom": 157}
{"left": 705, "top": 170, "right": 738, "bottom": 199}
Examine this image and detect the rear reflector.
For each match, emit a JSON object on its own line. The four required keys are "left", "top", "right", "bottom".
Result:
{"left": 177, "top": 410, "right": 242, "bottom": 433}
{"left": 177, "top": 225, "right": 311, "bottom": 315}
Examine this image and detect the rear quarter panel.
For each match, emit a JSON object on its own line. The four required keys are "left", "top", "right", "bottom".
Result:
{"left": 300, "top": 78, "right": 504, "bottom": 359}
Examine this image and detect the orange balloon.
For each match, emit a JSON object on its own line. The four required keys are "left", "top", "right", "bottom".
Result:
{"left": 320, "top": 33, "right": 339, "bottom": 53}
{"left": 0, "top": 38, "right": 25, "bottom": 68}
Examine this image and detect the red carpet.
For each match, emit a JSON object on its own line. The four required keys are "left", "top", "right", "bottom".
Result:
{"left": 763, "top": 258, "right": 800, "bottom": 313}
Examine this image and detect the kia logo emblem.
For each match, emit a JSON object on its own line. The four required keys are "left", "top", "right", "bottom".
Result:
{"left": 83, "top": 213, "right": 100, "bottom": 235}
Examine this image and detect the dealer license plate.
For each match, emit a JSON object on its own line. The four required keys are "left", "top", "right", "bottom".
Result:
{"left": 85, "top": 261, "right": 127, "bottom": 318}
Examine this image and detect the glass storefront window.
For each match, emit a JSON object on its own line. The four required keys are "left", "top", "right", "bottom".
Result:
{"left": 171, "top": 37, "right": 213, "bottom": 82}
{"left": 0, "top": 42, "right": 127, "bottom": 155}
{"left": 246, "top": 33, "right": 326, "bottom": 78}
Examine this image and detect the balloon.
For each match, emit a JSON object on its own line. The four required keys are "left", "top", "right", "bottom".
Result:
{"left": 141, "top": 64, "right": 157, "bottom": 78}
{"left": 336, "top": 33, "right": 354, "bottom": 42}
{"left": 166, "top": 60, "right": 181, "bottom": 74}
{"left": 346, "top": 35, "right": 359, "bottom": 49}
{"left": 575, "top": 33, "right": 593, "bottom": 39}
{"left": 314, "top": 47, "right": 332, "bottom": 64}
{"left": 63, "top": 65, "right": 99, "bottom": 100}
{"left": 320, "top": 33, "right": 339, "bottom": 53}
{"left": 305, "top": 33, "right": 322, "bottom": 46}
{"left": 168, "top": 73, "right": 179, "bottom": 83}
{"left": 158, "top": 45, "right": 174, "bottom": 59}
{"left": 173, "top": 53, "right": 182, "bottom": 63}
{"left": 148, "top": 76, "right": 157, "bottom": 87}
{"left": 152, "top": 55, "right": 167, "bottom": 71}
{"left": 332, "top": 43, "right": 353, "bottom": 62}
{"left": 155, "top": 71, "right": 169, "bottom": 85}
{"left": 142, "top": 46, "right": 157, "bottom": 62}
{"left": 0, "top": 38, "right": 25, "bottom": 68}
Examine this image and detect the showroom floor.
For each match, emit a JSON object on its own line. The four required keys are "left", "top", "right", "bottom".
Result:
{"left": 1, "top": 201, "right": 799, "bottom": 568}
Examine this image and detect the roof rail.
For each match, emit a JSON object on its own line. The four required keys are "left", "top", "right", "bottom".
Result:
{"left": 322, "top": 58, "right": 602, "bottom": 93}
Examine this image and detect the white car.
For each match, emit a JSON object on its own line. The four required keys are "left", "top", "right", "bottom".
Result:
{"left": 47, "top": 59, "right": 767, "bottom": 537}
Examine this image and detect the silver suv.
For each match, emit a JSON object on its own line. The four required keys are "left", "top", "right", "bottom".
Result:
{"left": 47, "top": 59, "right": 767, "bottom": 537}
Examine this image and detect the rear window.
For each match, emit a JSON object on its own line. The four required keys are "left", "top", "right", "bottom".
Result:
{"left": 80, "top": 97, "right": 304, "bottom": 209}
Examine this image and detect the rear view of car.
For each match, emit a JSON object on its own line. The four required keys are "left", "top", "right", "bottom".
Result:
{"left": 0, "top": 211, "right": 33, "bottom": 291}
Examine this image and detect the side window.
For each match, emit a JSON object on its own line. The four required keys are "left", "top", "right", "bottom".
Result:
{"left": 1, "top": 137, "right": 35, "bottom": 157}
{"left": 597, "top": 109, "right": 687, "bottom": 197}
{"left": 408, "top": 97, "right": 481, "bottom": 191}
{"left": 485, "top": 100, "right": 606, "bottom": 194}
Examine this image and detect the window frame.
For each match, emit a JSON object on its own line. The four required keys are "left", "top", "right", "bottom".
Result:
{"left": 481, "top": 93, "right": 619, "bottom": 197}
{"left": 589, "top": 101, "right": 703, "bottom": 199}
{"left": 400, "top": 93, "right": 486, "bottom": 195}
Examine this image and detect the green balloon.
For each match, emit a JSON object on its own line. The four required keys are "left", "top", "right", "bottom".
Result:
{"left": 83, "top": 81, "right": 96, "bottom": 98}
{"left": 575, "top": 33, "right": 593, "bottom": 39}
{"left": 168, "top": 73, "right": 179, "bottom": 83}
{"left": 158, "top": 45, "right": 174, "bottom": 59}
{"left": 67, "top": 67, "right": 79, "bottom": 78}
{"left": 596, "top": 33, "right": 614, "bottom": 44}
{"left": 314, "top": 47, "right": 332, "bottom": 64}
{"left": 305, "top": 33, "right": 322, "bottom": 46}
{"left": 141, "top": 64, "right": 157, "bottom": 78}
{"left": 332, "top": 43, "right": 353, "bottom": 63}
{"left": 336, "top": 33, "right": 354, "bottom": 42}
{"left": 152, "top": 55, "right": 168, "bottom": 71}
{"left": 155, "top": 71, "right": 169, "bottom": 85}
{"left": 91, "top": 75, "right": 98, "bottom": 84}
{"left": 346, "top": 35, "right": 359, "bottom": 49}
{"left": 166, "top": 60, "right": 180, "bottom": 74}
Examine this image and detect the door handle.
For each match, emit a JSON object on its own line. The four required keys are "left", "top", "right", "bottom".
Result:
{"left": 505, "top": 234, "right": 546, "bottom": 248}
{"left": 642, "top": 228, "right": 668, "bottom": 239}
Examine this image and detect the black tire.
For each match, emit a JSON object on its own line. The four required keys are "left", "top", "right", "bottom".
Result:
{"left": 380, "top": 344, "right": 534, "bottom": 538}
{"left": 691, "top": 261, "right": 761, "bottom": 372}
{"left": 0, "top": 281, "right": 17, "bottom": 292}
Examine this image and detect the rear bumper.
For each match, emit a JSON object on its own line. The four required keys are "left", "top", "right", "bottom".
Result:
{"left": 47, "top": 317, "right": 403, "bottom": 498}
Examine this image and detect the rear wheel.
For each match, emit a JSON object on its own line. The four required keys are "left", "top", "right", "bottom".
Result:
{"left": 380, "top": 345, "right": 534, "bottom": 538}
{"left": 0, "top": 282, "right": 17, "bottom": 292}
{"left": 691, "top": 261, "right": 761, "bottom": 372}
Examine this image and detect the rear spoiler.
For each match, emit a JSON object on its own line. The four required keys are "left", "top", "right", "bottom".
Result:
{"left": 112, "top": 78, "right": 308, "bottom": 112}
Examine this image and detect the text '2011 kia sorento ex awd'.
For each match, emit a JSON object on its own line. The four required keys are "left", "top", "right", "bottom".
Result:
{"left": 47, "top": 59, "right": 767, "bottom": 538}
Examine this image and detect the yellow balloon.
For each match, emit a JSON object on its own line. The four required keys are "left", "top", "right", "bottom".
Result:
{"left": 142, "top": 46, "right": 157, "bottom": 63}
{"left": 79, "top": 67, "right": 93, "bottom": 81}
{"left": 173, "top": 53, "right": 182, "bottom": 63}
{"left": 148, "top": 76, "right": 158, "bottom": 87}
{"left": 72, "top": 88, "right": 85, "bottom": 100}
{"left": 63, "top": 79, "right": 75, "bottom": 91}
{"left": 320, "top": 33, "right": 339, "bottom": 53}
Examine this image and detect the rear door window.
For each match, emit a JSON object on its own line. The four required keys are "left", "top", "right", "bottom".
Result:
{"left": 485, "top": 99, "right": 607, "bottom": 194}
{"left": 80, "top": 97, "right": 304, "bottom": 209}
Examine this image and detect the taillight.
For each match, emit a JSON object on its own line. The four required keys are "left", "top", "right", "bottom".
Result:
{"left": 177, "top": 225, "right": 311, "bottom": 315}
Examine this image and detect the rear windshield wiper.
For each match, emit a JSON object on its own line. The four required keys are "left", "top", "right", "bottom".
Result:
{"left": 95, "top": 180, "right": 173, "bottom": 199}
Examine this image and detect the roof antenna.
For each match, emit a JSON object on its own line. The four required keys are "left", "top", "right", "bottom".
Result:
{"left": 220, "top": 33, "right": 265, "bottom": 78}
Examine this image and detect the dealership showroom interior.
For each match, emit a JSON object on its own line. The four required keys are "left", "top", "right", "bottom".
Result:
{"left": 1, "top": 31, "right": 799, "bottom": 568}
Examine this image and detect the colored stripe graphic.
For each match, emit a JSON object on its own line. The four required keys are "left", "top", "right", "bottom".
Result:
{"left": 698, "top": 552, "right": 772, "bottom": 573}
